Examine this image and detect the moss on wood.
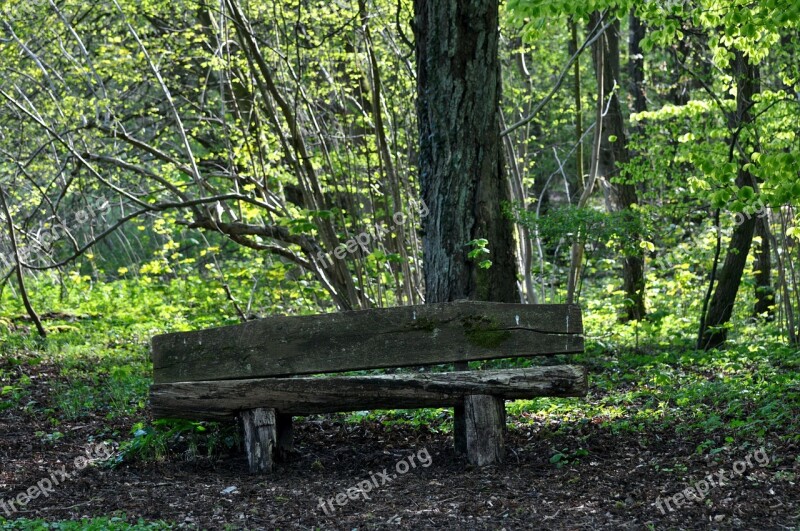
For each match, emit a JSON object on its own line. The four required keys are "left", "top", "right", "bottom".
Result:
{"left": 461, "top": 315, "right": 511, "bottom": 348}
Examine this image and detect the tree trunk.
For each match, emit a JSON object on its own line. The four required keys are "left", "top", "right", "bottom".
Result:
{"left": 698, "top": 51, "right": 760, "bottom": 350}
{"left": 628, "top": 11, "right": 647, "bottom": 117}
{"left": 590, "top": 13, "right": 646, "bottom": 321}
{"left": 413, "top": 0, "right": 518, "bottom": 463}
{"left": 699, "top": 214, "right": 756, "bottom": 349}
{"left": 570, "top": 17, "right": 585, "bottom": 193}
{"left": 753, "top": 216, "right": 774, "bottom": 319}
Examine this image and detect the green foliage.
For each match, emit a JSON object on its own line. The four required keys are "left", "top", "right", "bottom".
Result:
{"left": 0, "top": 0, "right": 424, "bottom": 311}
{"left": 0, "top": 379, "right": 30, "bottom": 413}
{"left": 0, "top": 517, "right": 171, "bottom": 530}
{"left": 466, "top": 239, "right": 493, "bottom": 269}
{"left": 549, "top": 447, "right": 589, "bottom": 468}
{"left": 119, "top": 419, "right": 240, "bottom": 464}
{"left": 507, "top": 0, "right": 633, "bottom": 24}
{"left": 344, "top": 408, "right": 451, "bottom": 432}
{"left": 639, "top": 0, "right": 800, "bottom": 65}
{"left": 509, "top": 203, "right": 646, "bottom": 258}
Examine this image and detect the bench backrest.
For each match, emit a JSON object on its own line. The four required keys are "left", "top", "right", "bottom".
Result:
{"left": 151, "top": 301, "right": 583, "bottom": 384}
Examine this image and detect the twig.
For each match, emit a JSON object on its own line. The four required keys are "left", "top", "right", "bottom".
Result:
{"left": 502, "top": 13, "right": 612, "bottom": 137}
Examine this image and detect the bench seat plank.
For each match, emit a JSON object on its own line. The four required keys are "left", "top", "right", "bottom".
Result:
{"left": 151, "top": 302, "right": 583, "bottom": 383}
{"left": 150, "top": 365, "right": 587, "bottom": 420}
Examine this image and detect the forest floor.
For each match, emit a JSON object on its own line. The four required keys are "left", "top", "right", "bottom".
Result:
{"left": 1, "top": 356, "right": 798, "bottom": 530}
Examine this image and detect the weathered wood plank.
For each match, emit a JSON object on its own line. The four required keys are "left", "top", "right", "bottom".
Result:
{"left": 151, "top": 302, "right": 583, "bottom": 383}
{"left": 150, "top": 365, "right": 587, "bottom": 420}
{"left": 465, "top": 395, "right": 505, "bottom": 466}
{"left": 240, "top": 408, "right": 276, "bottom": 473}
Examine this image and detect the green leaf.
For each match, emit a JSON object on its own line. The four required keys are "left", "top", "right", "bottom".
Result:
{"left": 737, "top": 186, "right": 755, "bottom": 201}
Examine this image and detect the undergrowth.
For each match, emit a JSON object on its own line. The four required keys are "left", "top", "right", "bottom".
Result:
{"left": 1, "top": 254, "right": 798, "bottom": 471}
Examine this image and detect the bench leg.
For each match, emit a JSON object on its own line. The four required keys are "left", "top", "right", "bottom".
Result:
{"left": 276, "top": 413, "right": 293, "bottom": 461}
{"left": 241, "top": 408, "right": 277, "bottom": 473}
{"left": 464, "top": 395, "right": 505, "bottom": 466}
{"left": 454, "top": 403, "right": 467, "bottom": 454}
{"left": 453, "top": 361, "right": 468, "bottom": 454}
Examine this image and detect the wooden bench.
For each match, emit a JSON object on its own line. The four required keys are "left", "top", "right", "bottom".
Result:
{"left": 149, "top": 301, "right": 586, "bottom": 472}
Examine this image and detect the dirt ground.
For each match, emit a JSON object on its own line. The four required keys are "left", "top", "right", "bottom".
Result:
{"left": 1, "top": 363, "right": 798, "bottom": 530}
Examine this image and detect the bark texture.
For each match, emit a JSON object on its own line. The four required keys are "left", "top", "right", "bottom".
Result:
{"left": 413, "top": 0, "right": 517, "bottom": 305}
{"left": 413, "top": 0, "right": 519, "bottom": 462}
